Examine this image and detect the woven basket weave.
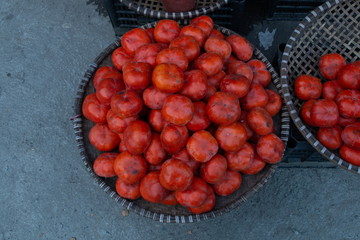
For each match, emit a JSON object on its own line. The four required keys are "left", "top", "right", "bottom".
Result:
{"left": 72, "top": 23, "right": 290, "bottom": 223}
{"left": 280, "top": 0, "right": 360, "bottom": 174}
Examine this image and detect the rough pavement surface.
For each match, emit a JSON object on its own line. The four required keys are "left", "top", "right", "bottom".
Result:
{"left": 0, "top": 1, "right": 359, "bottom": 239}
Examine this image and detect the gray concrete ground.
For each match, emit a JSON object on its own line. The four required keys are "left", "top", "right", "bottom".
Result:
{"left": 0, "top": 1, "right": 359, "bottom": 239}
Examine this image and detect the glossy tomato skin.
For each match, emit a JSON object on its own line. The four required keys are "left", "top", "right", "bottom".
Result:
{"left": 300, "top": 99, "right": 316, "bottom": 126}
{"left": 341, "top": 123, "right": 360, "bottom": 150}
{"left": 226, "top": 35, "right": 253, "bottom": 61}
{"left": 111, "top": 90, "right": 143, "bottom": 118}
{"left": 162, "top": 94, "right": 194, "bottom": 125}
{"left": 207, "top": 70, "right": 226, "bottom": 88}
{"left": 148, "top": 109, "right": 166, "bottom": 132}
{"left": 180, "top": 25, "right": 206, "bottom": 47}
{"left": 124, "top": 120, "right": 152, "bottom": 155}
{"left": 241, "top": 154, "right": 266, "bottom": 175}
{"left": 106, "top": 109, "right": 137, "bottom": 134}
{"left": 172, "top": 149, "right": 200, "bottom": 172}
{"left": 339, "top": 145, "right": 360, "bottom": 166}
{"left": 336, "top": 89, "right": 360, "bottom": 118}
{"left": 159, "top": 158, "right": 194, "bottom": 191}
{"left": 207, "top": 92, "right": 241, "bottom": 125}
{"left": 140, "top": 171, "right": 169, "bottom": 203}
{"left": 294, "top": 75, "right": 322, "bottom": 100}
{"left": 111, "top": 47, "right": 134, "bottom": 71}
{"left": 160, "top": 192, "right": 178, "bottom": 205}
{"left": 121, "top": 28, "right": 152, "bottom": 55}
{"left": 93, "top": 152, "right": 118, "bottom": 177}
{"left": 264, "top": 89, "right": 282, "bottom": 116}
{"left": 241, "top": 84, "right": 269, "bottom": 111}
{"left": 115, "top": 177, "right": 141, "bottom": 200}
{"left": 186, "top": 101, "right": 211, "bottom": 132}
{"left": 144, "top": 133, "right": 166, "bottom": 165}
{"left": 152, "top": 63, "right": 184, "bottom": 93}
{"left": 122, "top": 62, "right": 152, "bottom": 90}
{"left": 247, "top": 107, "right": 274, "bottom": 136}
{"left": 156, "top": 47, "right": 188, "bottom": 71}
{"left": 220, "top": 74, "right": 250, "bottom": 98}
{"left": 317, "top": 126, "right": 343, "bottom": 150}
{"left": 310, "top": 99, "right": 339, "bottom": 127}
{"left": 142, "top": 86, "right": 171, "bottom": 110}
{"left": 96, "top": 78, "right": 125, "bottom": 105}
{"left": 187, "top": 185, "right": 215, "bottom": 214}
{"left": 82, "top": 93, "right": 110, "bottom": 124}
{"left": 160, "top": 124, "right": 188, "bottom": 154}
{"left": 186, "top": 130, "right": 219, "bottom": 163}
{"left": 322, "top": 80, "right": 342, "bottom": 100}
{"left": 256, "top": 133, "right": 284, "bottom": 164}
{"left": 175, "top": 177, "right": 209, "bottom": 208}
{"left": 227, "top": 61, "right": 253, "bottom": 82}
{"left": 204, "top": 36, "right": 232, "bottom": 60}
{"left": 226, "top": 142, "right": 254, "bottom": 171}
{"left": 337, "top": 64, "right": 360, "bottom": 89}
{"left": 133, "top": 43, "right": 164, "bottom": 67}
{"left": 180, "top": 70, "right": 208, "bottom": 101}
{"left": 199, "top": 154, "right": 227, "bottom": 184}
{"left": 319, "top": 53, "right": 346, "bottom": 80}
{"left": 89, "top": 124, "right": 120, "bottom": 151}
{"left": 215, "top": 122, "right": 247, "bottom": 152}
{"left": 194, "top": 52, "right": 224, "bottom": 76}
{"left": 93, "top": 66, "right": 122, "bottom": 89}
{"left": 154, "top": 20, "right": 181, "bottom": 44}
{"left": 169, "top": 35, "right": 200, "bottom": 62}
{"left": 212, "top": 170, "right": 242, "bottom": 196}
{"left": 113, "top": 151, "right": 148, "bottom": 184}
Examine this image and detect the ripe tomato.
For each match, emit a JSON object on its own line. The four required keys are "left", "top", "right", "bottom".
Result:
{"left": 140, "top": 171, "right": 169, "bottom": 203}
{"left": 207, "top": 91, "right": 241, "bottom": 125}
{"left": 256, "top": 133, "right": 284, "bottom": 164}
{"left": 247, "top": 59, "right": 267, "bottom": 71}
{"left": 199, "top": 154, "right": 227, "bottom": 184}
{"left": 180, "top": 70, "right": 208, "bottom": 101}
{"left": 207, "top": 70, "right": 226, "bottom": 88}
{"left": 154, "top": 20, "right": 181, "bottom": 44}
{"left": 227, "top": 61, "right": 253, "bottom": 82}
{"left": 172, "top": 149, "right": 200, "bottom": 172}
{"left": 247, "top": 107, "right": 273, "bottom": 135}
{"left": 93, "top": 152, "right": 118, "bottom": 177}
{"left": 215, "top": 122, "right": 247, "bottom": 152}
{"left": 294, "top": 75, "right": 322, "bottom": 100}
{"left": 317, "top": 126, "right": 343, "bottom": 150}
{"left": 82, "top": 93, "right": 110, "bottom": 124}
{"left": 186, "top": 101, "right": 211, "bottom": 132}
{"left": 341, "top": 123, "right": 360, "bottom": 150}
{"left": 212, "top": 170, "right": 242, "bottom": 196}
{"left": 89, "top": 123, "right": 120, "bottom": 151}
{"left": 226, "top": 142, "right": 254, "bottom": 171}
{"left": 175, "top": 177, "right": 209, "bottom": 208}
{"left": 252, "top": 69, "right": 271, "bottom": 87}
{"left": 336, "top": 89, "right": 360, "bottom": 118}
{"left": 133, "top": 43, "right": 164, "bottom": 67}
{"left": 113, "top": 151, "right": 147, "bottom": 184}
{"left": 115, "top": 177, "right": 140, "bottom": 200}
{"left": 160, "top": 192, "right": 178, "bottom": 205}
{"left": 339, "top": 145, "right": 360, "bottom": 166}
{"left": 338, "top": 116, "right": 356, "bottom": 128}
{"left": 148, "top": 109, "right": 166, "bottom": 132}
{"left": 145, "top": 28, "right": 155, "bottom": 41}
{"left": 186, "top": 130, "right": 219, "bottom": 163}
{"left": 106, "top": 109, "right": 137, "bottom": 134}
{"left": 144, "top": 133, "right": 166, "bottom": 165}
{"left": 148, "top": 163, "right": 162, "bottom": 172}
{"left": 111, "top": 47, "right": 133, "bottom": 71}
{"left": 310, "top": 99, "right": 339, "bottom": 127}
{"left": 156, "top": 47, "right": 188, "bottom": 71}
{"left": 241, "top": 84, "right": 269, "bottom": 111}
{"left": 152, "top": 63, "right": 184, "bottom": 93}
{"left": 162, "top": 94, "right": 194, "bottom": 125}
{"left": 239, "top": 121, "right": 254, "bottom": 140}
{"left": 111, "top": 90, "right": 143, "bottom": 118}
{"left": 160, "top": 124, "right": 188, "bottom": 154}
{"left": 209, "top": 28, "right": 224, "bottom": 39}
{"left": 204, "top": 85, "right": 217, "bottom": 101}
{"left": 159, "top": 158, "right": 193, "bottom": 191}
{"left": 226, "top": 35, "right": 253, "bottom": 61}
{"left": 220, "top": 74, "right": 250, "bottom": 98}
{"left": 118, "top": 136, "right": 127, "bottom": 152}
{"left": 322, "top": 80, "right": 342, "bottom": 100}
{"left": 169, "top": 35, "right": 200, "bottom": 62}
{"left": 142, "top": 86, "right": 171, "bottom": 110}
{"left": 319, "top": 53, "right": 346, "bottom": 80}
{"left": 180, "top": 25, "right": 206, "bottom": 47}
{"left": 241, "top": 154, "right": 266, "bottom": 175}
{"left": 96, "top": 78, "right": 125, "bottom": 105}
{"left": 121, "top": 28, "right": 152, "bottom": 55}
{"left": 264, "top": 89, "right": 282, "bottom": 116}
{"left": 190, "top": 16, "right": 214, "bottom": 31}
{"left": 122, "top": 62, "right": 152, "bottom": 90}
{"left": 187, "top": 185, "right": 215, "bottom": 214}
{"left": 93, "top": 66, "right": 122, "bottom": 89}
{"left": 337, "top": 64, "right": 360, "bottom": 89}
{"left": 300, "top": 99, "right": 316, "bottom": 126}
{"left": 124, "top": 120, "right": 152, "bottom": 155}
{"left": 194, "top": 52, "right": 224, "bottom": 76}
{"left": 204, "top": 36, "right": 232, "bottom": 60}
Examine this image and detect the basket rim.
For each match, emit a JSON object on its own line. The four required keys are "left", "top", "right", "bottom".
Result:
{"left": 118, "top": 0, "right": 228, "bottom": 19}
{"left": 280, "top": 0, "right": 360, "bottom": 175}
{"left": 72, "top": 22, "right": 290, "bottom": 223}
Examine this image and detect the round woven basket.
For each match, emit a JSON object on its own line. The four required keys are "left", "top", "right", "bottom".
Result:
{"left": 280, "top": 0, "right": 360, "bottom": 174}
{"left": 119, "top": 0, "right": 228, "bottom": 19}
{"left": 72, "top": 23, "right": 290, "bottom": 223}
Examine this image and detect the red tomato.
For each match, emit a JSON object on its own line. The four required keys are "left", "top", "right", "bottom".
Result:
{"left": 82, "top": 93, "right": 110, "bottom": 124}
{"left": 152, "top": 63, "right": 184, "bottom": 93}
{"left": 106, "top": 110, "right": 137, "bottom": 134}
{"left": 160, "top": 124, "right": 188, "bottom": 154}
{"left": 175, "top": 177, "right": 209, "bottom": 208}
{"left": 319, "top": 53, "right": 346, "bottom": 80}
{"left": 322, "top": 80, "right": 342, "bottom": 100}
{"left": 186, "top": 130, "right": 219, "bottom": 163}
{"left": 341, "top": 123, "right": 360, "bottom": 150}
{"left": 159, "top": 158, "right": 193, "bottom": 191}
{"left": 160, "top": 192, "right": 178, "bottom": 205}
{"left": 207, "top": 91, "right": 241, "bottom": 125}
{"left": 294, "top": 75, "right": 322, "bottom": 100}
{"left": 252, "top": 69, "right": 271, "bottom": 87}
{"left": 239, "top": 121, "right": 254, "bottom": 140}
{"left": 133, "top": 43, "right": 164, "bottom": 67}
{"left": 144, "top": 133, "right": 166, "bottom": 165}
{"left": 300, "top": 99, "right": 316, "bottom": 126}
{"left": 338, "top": 116, "right": 356, "bottom": 128}
{"left": 209, "top": 28, "right": 224, "bottom": 39}
{"left": 96, "top": 78, "right": 125, "bottom": 105}
{"left": 124, "top": 120, "right": 151, "bottom": 155}
{"left": 89, "top": 123, "right": 120, "bottom": 151}
{"left": 142, "top": 86, "right": 171, "bottom": 110}
{"left": 199, "top": 154, "right": 227, "bottom": 184}
{"left": 241, "top": 154, "right": 266, "bottom": 175}
{"left": 169, "top": 35, "right": 200, "bottom": 62}
{"left": 339, "top": 145, "right": 360, "bottom": 166}
{"left": 148, "top": 163, "right": 162, "bottom": 172}
{"left": 194, "top": 52, "right": 224, "bottom": 76}
{"left": 190, "top": 16, "right": 213, "bottom": 36}
{"left": 162, "top": 94, "right": 194, "bottom": 125}
{"left": 220, "top": 74, "right": 250, "bottom": 98}
{"left": 226, "top": 142, "right": 254, "bottom": 171}
{"left": 111, "top": 47, "right": 133, "bottom": 71}
{"left": 204, "top": 85, "right": 217, "bottom": 101}
{"left": 115, "top": 177, "right": 140, "bottom": 200}
{"left": 247, "top": 59, "right": 267, "bottom": 71}
{"left": 191, "top": 16, "right": 214, "bottom": 30}
{"left": 172, "top": 149, "right": 200, "bottom": 172}
{"left": 140, "top": 171, "right": 169, "bottom": 203}
{"left": 180, "top": 70, "right": 208, "bottom": 101}
{"left": 241, "top": 84, "right": 269, "bottom": 111}
{"left": 247, "top": 107, "right": 274, "bottom": 135}
{"left": 187, "top": 185, "right": 215, "bottom": 214}
{"left": 256, "top": 133, "right": 284, "bottom": 164}
{"left": 154, "top": 20, "right": 180, "bottom": 44}
{"left": 186, "top": 101, "right": 211, "bottom": 132}
{"left": 93, "top": 66, "right": 122, "bottom": 89}
{"left": 337, "top": 64, "right": 360, "bottom": 89}
{"left": 226, "top": 35, "right": 253, "bottom": 61}
{"left": 122, "top": 62, "right": 152, "bottom": 90}
{"left": 145, "top": 28, "right": 155, "bottom": 42}
{"left": 264, "top": 89, "right": 282, "bottom": 116}
{"left": 93, "top": 152, "right": 118, "bottom": 177}
{"left": 212, "top": 170, "right": 242, "bottom": 196}
{"left": 336, "top": 89, "right": 360, "bottom": 118}
{"left": 310, "top": 99, "right": 339, "bottom": 127}
{"left": 156, "top": 48, "right": 188, "bottom": 71}
{"left": 204, "top": 36, "right": 232, "bottom": 60}
{"left": 317, "top": 126, "right": 343, "bottom": 150}
{"left": 121, "top": 28, "right": 152, "bottom": 55}
{"left": 111, "top": 90, "right": 143, "bottom": 118}
{"left": 180, "top": 25, "right": 206, "bottom": 47}
{"left": 215, "top": 122, "right": 247, "bottom": 152}
{"left": 118, "top": 137, "right": 127, "bottom": 152}
{"left": 207, "top": 70, "right": 226, "bottom": 88}
{"left": 148, "top": 109, "right": 166, "bottom": 132}
{"left": 227, "top": 61, "right": 253, "bottom": 82}
{"left": 113, "top": 151, "right": 147, "bottom": 184}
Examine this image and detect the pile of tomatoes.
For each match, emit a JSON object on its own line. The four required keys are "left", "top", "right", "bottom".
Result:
{"left": 82, "top": 16, "right": 285, "bottom": 214}
{"left": 295, "top": 53, "right": 360, "bottom": 166}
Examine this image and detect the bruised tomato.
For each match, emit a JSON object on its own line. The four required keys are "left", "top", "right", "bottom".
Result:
{"left": 159, "top": 158, "right": 193, "bottom": 191}
{"left": 264, "top": 89, "right": 282, "bottom": 116}
{"left": 300, "top": 99, "right": 316, "bottom": 126}
{"left": 215, "top": 122, "right": 247, "bottom": 152}
{"left": 180, "top": 25, "right": 206, "bottom": 47}
{"left": 169, "top": 35, "right": 200, "bottom": 62}
{"left": 82, "top": 93, "right": 110, "bottom": 124}
{"left": 256, "top": 133, "right": 284, "bottom": 164}
{"left": 121, "top": 28, "right": 152, "bottom": 55}
{"left": 187, "top": 185, "right": 215, "bottom": 214}
{"left": 226, "top": 35, "right": 253, "bottom": 61}
{"left": 107, "top": 110, "right": 137, "bottom": 134}
{"left": 93, "top": 66, "right": 122, "bottom": 89}
{"left": 111, "top": 47, "right": 133, "bottom": 71}
{"left": 180, "top": 70, "right": 208, "bottom": 101}
{"left": 173, "top": 148, "right": 200, "bottom": 172}
{"left": 115, "top": 177, "right": 141, "bottom": 200}
{"left": 204, "top": 36, "right": 232, "bottom": 60}
{"left": 142, "top": 86, "right": 171, "bottom": 110}
{"left": 310, "top": 99, "right": 339, "bottom": 127}
{"left": 156, "top": 47, "right": 188, "bottom": 71}
{"left": 322, "top": 80, "right": 342, "bottom": 100}
{"left": 89, "top": 124, "right": 120, "bottom": 151}
{"left": 122, "top": 62, "right": 152, "bottom": 90}
{"left": 317, "top": 126, "right": 343, "bottom": 150}
{"left": 199, "top": 154, "right": 227, "bottom": 184}
{"left": 220, "top": 74, "right": 250, "bottom": 98}
{"left": 154, "top": 20, "right": 181, "bottom": 44}
{"left": 339, "top": 145, "right": 360, "bottom": 166}
{"left": 140, "top": 171, "right": 169, "bottom": 203}
{"left": 186, "top": 101, "right": 211, "bottom": 132}
{"left": 96, "top": 78, "right": 125, "bottom": 105}
{"left": 241, "top": 84, "right": 269, "bottom": 111}
{"left": 294, "top": 75, "right": 322, "bottom": 100}
{"left": 162, "top": 94, "right": 194, "bottom": 125}
{"left": 113, "top": 151, "right": 147, "bottom": 184}
{"left": 319, "top": 53, "right": 346, "bottom": 80}
{"left": 93, "top": 152, "right": 118, "bottom": 177}
{"left": 148, "top": 109, "right": 166, "bottom": 132}
{"left": 133, "top": 43, "right": 164, "bottom": 67}
{"left": 225, "top": 142, "right": 254, "bottom": 171}
{"left": 144, "top": 133, "right": 166, "bottom": 165}
{"left": 212, "top": 170, "right": 242, "bottom": 196}
{"left": 337, "top": 64, "right": 360, "bottom": 89}
{"left": 247, "top": 107, "right": 273, "bottom": 136}
{"left": 241, "top": 154, "right": 266, "bottom": 175}
{"left": 160, "top": 192, "right": 178, "bottom": 205}
{"left": 207, "top": 91, "right": 241, "bottom": 125}
{"left": 152, "top": 63, "right": 184, "bottom": 93}
{"left": 207, "top": 70, "right": 226, "bottom": 88}
{"left": 341, "top": 123, "right": 360, "bottom": 150}
{"left": 175, "top": 177, "right": 209, "bottom": 208}
{"left": 124, "top": 120, "right": 152, "bottom": 155}
{"left": 186, "top": 130, "right": 219, "bottom": 163}
{"left": 160, "top": 124, "right": 188, "bottom": 154}
{"left": 111, "top": 90, "right": 143, "bottom": 118}
{"left": 194, "top": 52, "right": 224, "bottom": 76}
{"left": 336, "top": 89, "right": 360, "bottom": 118}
